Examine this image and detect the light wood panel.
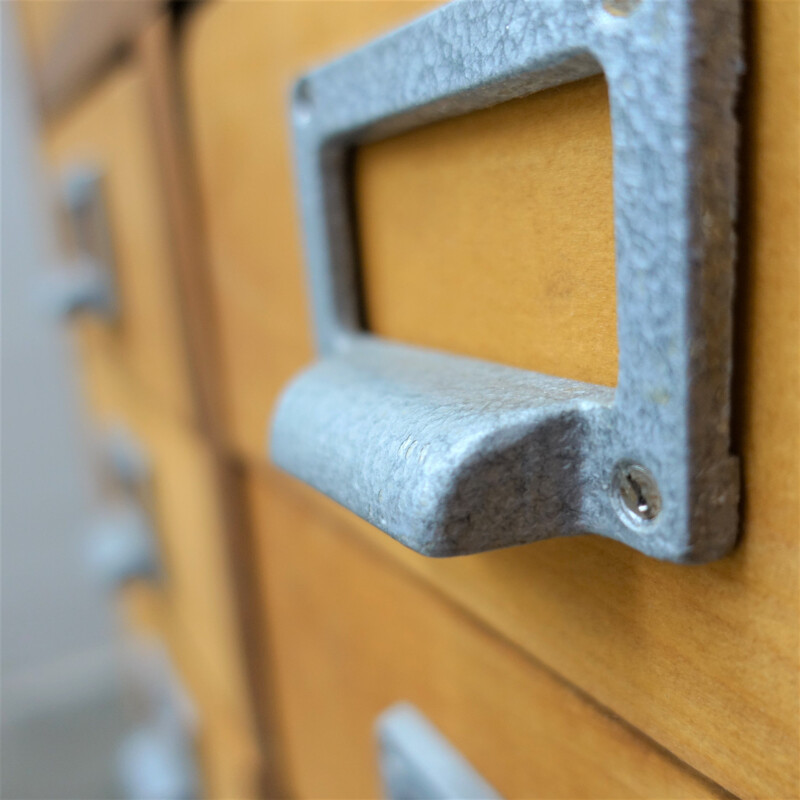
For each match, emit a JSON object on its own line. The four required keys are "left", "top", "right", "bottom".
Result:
{"left": 44, "top": 60, "right": 195, "bottom": 424}
{"left": 357, "top": 74, "right": 617, "bottom": 386}
{"left": 247, "top": 466, "right": 728, "bottom": 800}
{"left": 138, "top": 21, "right": 280, "bottom": 795}
{"left": 196, "top": 712, "right": 262, "bottom": 800}
{"left": 184, "top": 1, "right": 799, "bottom": 797}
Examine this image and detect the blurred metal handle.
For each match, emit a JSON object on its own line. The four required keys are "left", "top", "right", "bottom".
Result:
{"left": 39, "top": 255, "right": 115, "bottom": 318}
{"left": 271, "top": 0, "right": 741, "bottom": 564}
{"left": 42, "top": 165, "right": 117, "bottom": 320}
{"left": 117, "top": 724, "right": 199, "bottom": 800}
{"left": 377, "top": 703, "right": 502, "bottom": 800}
{"left": 85, "top": 504, "right": 159, "bottom": 588}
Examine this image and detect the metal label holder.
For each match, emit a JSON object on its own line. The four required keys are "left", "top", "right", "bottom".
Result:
{"left": 271, "top": 0, "right": 741, "bottom": 563}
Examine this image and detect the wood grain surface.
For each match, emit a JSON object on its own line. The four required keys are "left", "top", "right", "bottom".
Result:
{"left": 357, "top": 73, "right": 617, "bottom": 386}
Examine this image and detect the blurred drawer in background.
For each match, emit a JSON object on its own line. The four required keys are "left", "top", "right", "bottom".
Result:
{"left": 43, "top": 59, "right": 195, "bottom": 424}
{"left": 83, "top": 376, "right": 253, "bottom": 740}
{"left": 17, "top": 0, "right": 162, "bottom": 117}
{"left": 16, "top": 0, "right": 68, "bottom": 77}
{"left": 105, "top": 386, "right": 260, "bottom": 796}
{"left": 24, "top": 7, "right": 264, "bottom": 797}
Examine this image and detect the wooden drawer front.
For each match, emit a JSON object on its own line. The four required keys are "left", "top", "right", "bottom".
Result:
{"left": 246, "top": 467, "right": 726, "bottom": 799}
{"left": 92, "top": 378, "right": 251, "bottom": 736}
{"left": 17, "top": 0, "right": 161, "bottom": 117}
{"left": 44, "top": 60, "right": 194, "bottom": 423}
{"left": 195, "top": 719, "right": 261, "bottom": 800}
{"left": 185, "top": 1, "right": 799, "bottom": 797}
{"left": 139, "top": 410, "right": 250, "bottom": 732}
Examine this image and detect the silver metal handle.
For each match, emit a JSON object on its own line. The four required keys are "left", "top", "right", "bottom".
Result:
{"left": 43, "top": 165, "right": 117, "bottom": 320}
{"left": 271, "top": 0, "right": 741, "bottom": 564}
{"left": 85, "top": 504, "right": 160, "bottom": 587}
{"left": 377, "top": 703, "right": 501, "bottom": 800}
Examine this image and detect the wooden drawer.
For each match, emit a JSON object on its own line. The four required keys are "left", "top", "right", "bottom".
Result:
{"left": 90, "top": 375, "right": 252, "bottom": 737}
{"left": 182, "top": 1, "right": 799, "bottom": 798}
{"left": 44, "top": 58, "right": 194, "bottom": 423}
{"left": 138, "top": 410, "right": 250, "bottom": 731}
{"left": 113, "top": 403, "right": 261, "bottom": 796}
{"left": 246, "top": 465, "right": 728, "bottom": 799}
{"left": 195, "top": 717, "right": 261, "bottom": 800}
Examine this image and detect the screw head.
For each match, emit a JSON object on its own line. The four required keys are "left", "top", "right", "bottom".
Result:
{"left": 612, "top": 462, "right": 661, "bottom": 527}
{"left": 294, "top": 78, "right": 314, "bottom": 124}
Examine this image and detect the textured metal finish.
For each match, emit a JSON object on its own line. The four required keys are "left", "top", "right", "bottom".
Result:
{"left": 377, "top": 703, "right": 502, "bottom": 800}
{"left": 271, "top": 0, "right": 741, "bottom": 563}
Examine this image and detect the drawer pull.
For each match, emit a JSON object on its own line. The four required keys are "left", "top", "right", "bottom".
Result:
{"left": 42, "top": 166, "right": 117, "bottom": 320}
{"left": 85, "top": 425, "right": 158, "bottom": 588}
{"left": 271, "top": 0, "right": 741, "bottom": 563}
{"left": 377, "top": 703, "right": 502, "bottom": 800}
